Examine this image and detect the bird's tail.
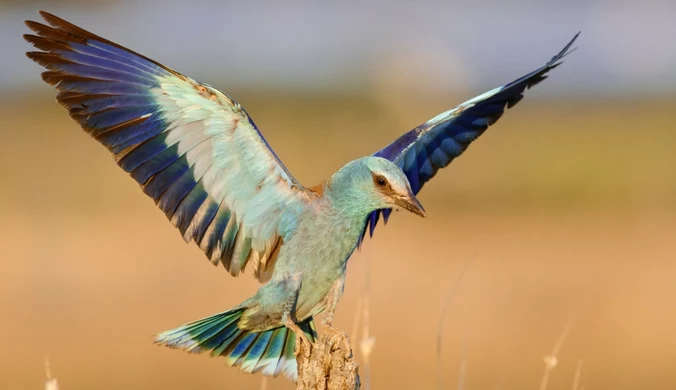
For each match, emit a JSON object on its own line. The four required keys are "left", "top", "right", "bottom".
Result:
{"left": 155, "top": 307, "right": 317, "bottom": 380}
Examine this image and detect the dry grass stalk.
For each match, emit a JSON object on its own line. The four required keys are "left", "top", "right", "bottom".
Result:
{"left": 457, "top": 357, "right": 467, "bottom": 390}
{"left": 350, "top": 254, "right": 375, "bottom": 390}
{"left": 539, "top": 316, "right": 576, "bottom": 390}
{"left": 350, "top": 295, "right": 364, "bottom": 345}
{"left": 571, "top": 359, "right": 584, "bottom": 390}
{"left": 359, "top": 288, "right": 375, "bottom": 390}
{"left": 296, "top": 332, "right": 361, "bottom": 390}
{"left": 44, "top": 356, "right": 58, "bottom": 390}
{"left": 436, "top": 253, "right": 476, "bottom": 390}
{"left": 457, "top": 325, "right": 469, "bottom": 390}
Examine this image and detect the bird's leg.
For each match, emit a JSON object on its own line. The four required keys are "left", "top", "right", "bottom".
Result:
{"left": 281, "top": 311, "right": 311, "bottom": 357}
{"left": 322, "top": 275, "right": 345, "bottom": 328}
{"left": 279, "top": 272, "right": 311, "bottom": 356}
{"left": 322, "top": 275, "right": 351, "bottom": 354}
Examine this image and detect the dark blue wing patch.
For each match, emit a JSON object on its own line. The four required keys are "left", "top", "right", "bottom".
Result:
{"left": 362, "top": 33, "right": 580, "bottom": 243}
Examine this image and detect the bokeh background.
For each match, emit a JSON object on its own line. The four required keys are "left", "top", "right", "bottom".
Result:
{"left": 1, "top": 1, "right": 675, "bottom": 389}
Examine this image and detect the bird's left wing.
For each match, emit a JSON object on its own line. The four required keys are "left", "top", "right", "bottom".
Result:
{"left": 24, "top": 11, "right": 315, "bottom": 282}
{"left": 363, "top": 33, "right": 580, "bottom": 241}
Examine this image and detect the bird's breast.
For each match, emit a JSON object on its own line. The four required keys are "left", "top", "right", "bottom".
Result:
{"left": 278, "top": 207, "right": 366, "bottom": 276}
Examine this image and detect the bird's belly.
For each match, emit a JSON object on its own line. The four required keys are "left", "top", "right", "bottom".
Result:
{"left": 273, "top": 216, "right": 364, "bottom": 319}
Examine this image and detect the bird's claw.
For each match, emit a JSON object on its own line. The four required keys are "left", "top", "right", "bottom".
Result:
{"left": 324, "top": 325, "right": 352, "bottom": 357}
{"left": 321, "top": 314, "right": 334, "bottom": 328}
{"left": 294, "top": 330, "right": 312, "bottom": 358}
{"left": 281, "top": 310, "right": 312, "bottom": 358}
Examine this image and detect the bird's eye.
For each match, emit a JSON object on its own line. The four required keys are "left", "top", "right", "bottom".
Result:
{"left": 375, "top": 176, "right": 387, "bottom": 187}
{"left": 372, "top": 173, "right": 391, "bottom": 189}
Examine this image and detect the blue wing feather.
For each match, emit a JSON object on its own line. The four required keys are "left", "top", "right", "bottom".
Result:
{"left": 363, "top": 33, "right": 580, "bottom": 242}
{"left": 71, "top": 94, "right": 156, "bottom": 112}
{"left": 174, "top": 182, "right": 210, "bottom": 235}
{"left": 101, "top": 117, "right": 167, "bottom": 152}
{"left": 191, "top": 201, "right": 220, "bottom": 245}
{"left": 25, "top": 11, "right": 312, "bottom": 282}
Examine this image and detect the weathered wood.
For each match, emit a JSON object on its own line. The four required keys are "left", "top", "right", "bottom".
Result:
{"left": 296, "top": 331, "right": 360, "bottom": 390}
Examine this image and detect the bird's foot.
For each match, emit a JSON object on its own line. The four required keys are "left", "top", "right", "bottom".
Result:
{"left": 321, "top": 312, "right": 335, "bottom": 328}
{"left": 282, "top": 312, "right": 311, "bottom": 357}
{"left": 323, "top": 325, "right": 352, "bottom": 358}
{"left": 293, "top": 329, "right": 312, "bottom": 358}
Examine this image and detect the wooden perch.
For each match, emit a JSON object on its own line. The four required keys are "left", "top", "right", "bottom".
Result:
{"left": 296, "top": 331, "right": 361, "bottom": 390}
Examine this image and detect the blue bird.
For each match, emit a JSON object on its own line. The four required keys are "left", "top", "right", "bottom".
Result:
{"left": 24, "top": 11, "right": 578, "bottom": 381}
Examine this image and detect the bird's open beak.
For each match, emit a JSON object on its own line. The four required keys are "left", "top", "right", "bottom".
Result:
{"left": 394, "top": 194, "right": 426, "bottom": 218}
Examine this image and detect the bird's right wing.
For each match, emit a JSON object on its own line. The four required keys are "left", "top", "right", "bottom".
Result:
{"left": 361, "top": 33, "right": 579, "bottom": 242}
{"left": 24, "top": 11, "right": 316, "bottom": 282}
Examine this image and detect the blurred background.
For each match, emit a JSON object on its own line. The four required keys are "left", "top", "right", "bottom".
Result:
{"left": 1, "top": 1, "right": 675, "bottom": 389}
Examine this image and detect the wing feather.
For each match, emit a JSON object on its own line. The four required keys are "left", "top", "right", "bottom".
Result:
{"left": 362, "top": 33, "right": 580, "bottom": 242}
{"left": 25, "top": 11, "right": 315, "bottom": 282}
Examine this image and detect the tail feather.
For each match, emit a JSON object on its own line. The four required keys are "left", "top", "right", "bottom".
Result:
{"left": 155, "top": 308, "right": 317, "bottom": 380}
{"left": 279, "top": 328, "right": 298, "bottom": 377}
{"left": 257, "top": 327, "right": 290, "bottom": 376}
{"left": 227, "top": 332, "right": 258, "bottom": 366}
{"left": 240, "top": 330, "right": 273, "bottom": 372}
{"left": 188, "top": 314, "right": 241, "bottom": 352}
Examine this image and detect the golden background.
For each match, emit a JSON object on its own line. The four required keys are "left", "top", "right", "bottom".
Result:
{"left": 1, "top": 2, "right": 676, "bottom": 390}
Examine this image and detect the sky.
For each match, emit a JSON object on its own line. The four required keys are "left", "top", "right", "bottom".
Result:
{"left": 2, "top": 0, "right": 676, "bottom": 97}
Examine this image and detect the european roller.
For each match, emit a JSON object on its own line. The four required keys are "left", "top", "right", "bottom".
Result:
{"left": 24, "top": 11, "right": 578, "bottom": 381}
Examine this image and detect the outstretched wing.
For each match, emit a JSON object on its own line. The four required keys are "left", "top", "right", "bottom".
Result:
{"left": 363, "top": 33, "right": 580, "bottom": 240}
{"left": 24, "top": 11, "right": 315, "bottom": 282}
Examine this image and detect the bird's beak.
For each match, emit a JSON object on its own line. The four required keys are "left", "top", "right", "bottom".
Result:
{"left": 393, "top": 193, "right": 426, "bottom": 218}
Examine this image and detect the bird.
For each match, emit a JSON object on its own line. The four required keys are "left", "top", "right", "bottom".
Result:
{"left": 24, "top": 10, "right": 578, "bottom": 381}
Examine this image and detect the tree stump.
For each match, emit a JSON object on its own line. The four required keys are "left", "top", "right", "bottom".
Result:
{"left": 296, "top": 331, "right": 360, "bottom": 390}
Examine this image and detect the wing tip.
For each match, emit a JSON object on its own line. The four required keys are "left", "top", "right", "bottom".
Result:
{"left": 519, "top": 31, "right": 581, "bottom": 91}
{"left": 24, "top": 19, "right": 41, "bottom": 32}
{"left": 25, "top": 10, "right": 70, "bottom": 32}
{"left": 38, "top": 10, "right": 69, "bottom": 29}
{"left": 22, "top": 33, "right": 35, "bottom": 45}
{"left": 548, "top": 31, "right": 582, "bottom": 67}
{"left": 24, "top": 50, "right": 36, "bottom": 61}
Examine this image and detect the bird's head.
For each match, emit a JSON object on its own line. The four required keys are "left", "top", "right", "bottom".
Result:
{"left": 364, "top": 157, "right": 426, "bottom": 218}
{"left": 334, "top": 157, "right": 425, "bottom": 217}
{"left": 328, "top": 157, "right": 425, "bottom": 218}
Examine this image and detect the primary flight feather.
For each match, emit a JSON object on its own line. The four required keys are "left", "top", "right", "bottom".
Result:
{"left": 24, "top": 10, "right": 578, "bottom": 381}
